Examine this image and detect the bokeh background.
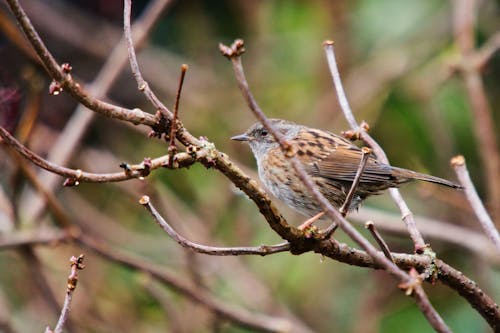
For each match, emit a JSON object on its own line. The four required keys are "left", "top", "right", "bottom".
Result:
{"left": 0, "top": 0, "right": 499, "bottom": 332}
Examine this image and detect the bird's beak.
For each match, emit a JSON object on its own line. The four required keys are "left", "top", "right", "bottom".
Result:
{"left": 231, "top": 133, "right": 250, "bottom": 142}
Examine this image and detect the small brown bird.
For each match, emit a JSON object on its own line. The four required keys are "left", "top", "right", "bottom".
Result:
{"left": 232, "top": 119, "right": 461, "bottom": 222}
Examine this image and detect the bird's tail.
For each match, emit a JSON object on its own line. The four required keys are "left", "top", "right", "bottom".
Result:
{"left": 391, "top": 167, "right": 463, "bottom": 189}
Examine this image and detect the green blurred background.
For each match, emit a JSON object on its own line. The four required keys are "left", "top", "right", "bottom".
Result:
{"left": 0, "top": 0, "right": 499, "bottom": 332}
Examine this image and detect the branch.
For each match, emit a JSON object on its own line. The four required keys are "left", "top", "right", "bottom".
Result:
{"left": 339, "top": 147, "right": 371, "bottom": 216}
{"left": 365, "top": 221, "right": 393, "bottom": 262}
{"left": 322, "top": 40, "right": 428, "bottom": 251}
{"left": 167, "top": 64, "right": 188, "bottom": 164}
{"left": 123, "top": 0, "right": 172, "bottom": 119}
{"left": 451, "top": 156, "right": 500, "bottom": 253}
{"left": 139, "top": 195, "right": 291, "bottom": 256}
{"left": 0, "top": 126, "right": 203, "bottom": 183}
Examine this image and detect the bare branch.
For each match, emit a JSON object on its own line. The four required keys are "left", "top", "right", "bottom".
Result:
{"left": 339, "top": 146, "right": 371, "bottom": 216}
{"left": 451, "top": 156, "right": 500, "bottom": 253}
{"left": 0, "top": 127, "right": 203, "bottom": 183}
{"left": 323, "top": 41, "right": 428, "bottom": 251}
{"left": 167, "top": 64, "right": 188, "bottom": 164}
{"left": 123, "top": 0, "right": 172, "bottom": 120}
{"left": 365, "top": 221, "right": 393, "bottom": 262}
{"left": 322, "top": 40, "right": 359, "bottom": 130}
{"left": 139, "top": 195, "right": 290, "bottom": 256}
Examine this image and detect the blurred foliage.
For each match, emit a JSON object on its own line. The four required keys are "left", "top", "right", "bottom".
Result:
{"left": 0, "top": 0, "right": 499, "bottom": 332}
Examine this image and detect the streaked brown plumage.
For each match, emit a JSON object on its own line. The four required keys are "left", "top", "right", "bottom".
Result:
{"left": 232, "top": 119, "right": 462, "bottom": 218}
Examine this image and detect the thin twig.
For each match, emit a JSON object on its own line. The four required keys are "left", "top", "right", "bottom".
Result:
{"left": 222, "top": 39, "right": 451, "bottom": 333}
{"left": 365, "top": 221, "right": 393, "bottom": 262}
{"left": 451, "top": 156, "right": 500, "bottom": 253}
{"left": 123, "top": 0, "right": 172, "bottom": 119}
{"left": 139, "top": 195, "right": 290, "bottom": 256}
{"left": 321, "top": 41, "right": 358, "bottom": 130}
{"left": 0, "top": 127, "right": 204, "bottom": 183}
{"left": 339, "top": 147, "right": 371, "bottom": 216}
{"left": 322, "top": 40, "right": 427, "bottom": 251}
{"left": 45, "top": 254, "right": 85, "bottom": 333}
{"left": 167, "top": 64, "right": 188, "bottom": 164}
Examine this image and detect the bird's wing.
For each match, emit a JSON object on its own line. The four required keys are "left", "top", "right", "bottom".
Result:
{"left": 290, "top": 128, "right": 396, "bottom": 184}
{"left": 306, "top": 144, "right": 395, "bottom": 183}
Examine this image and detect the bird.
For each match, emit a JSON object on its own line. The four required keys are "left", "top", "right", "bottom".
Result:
{"left": 231, "top": 119, "right": 462, "bottom": 227}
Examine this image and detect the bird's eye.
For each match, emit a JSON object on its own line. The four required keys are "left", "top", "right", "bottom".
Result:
{"left": 260, "top": 129, "right": 268, "bottom": 137}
